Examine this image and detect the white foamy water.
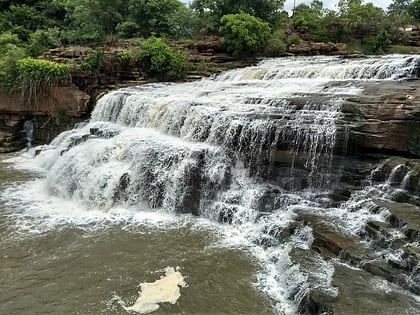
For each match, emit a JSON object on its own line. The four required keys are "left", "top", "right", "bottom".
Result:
{"left": 123, "top": 267, "right": 186, "bottom": 314}
{"left": 215, "top": 55, "right": 420, "bottom": 81}
{"left": 2, "top": 55, "right": 420, "bottom": 314}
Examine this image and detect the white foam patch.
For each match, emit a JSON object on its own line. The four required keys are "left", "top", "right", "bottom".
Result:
{"left": 124, "top": 267, "right": 186, "bottom": 314}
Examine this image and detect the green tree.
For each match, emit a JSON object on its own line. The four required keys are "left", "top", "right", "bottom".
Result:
{"left": 0, "top": 44, "right": 27, "bottom": 93}
{"left": 219, "top": 13, "right": 271, "bottom": 57}
{"left": 64, "top": 0, "right": 127, "bottom": 43}
{"left": 388, "top": 0, "right": 413, "bottom": 15}
{"left": 337, "top": 0, "right": 388, "bottom": 39}
{"left": 291, "top": 1, "right": 330, "bottom": 42}
{"left": 126, "top": 0, "right": 195, "bottom": 39}
{"left": 363, "top": 29, "right": 391, "bottom": 54}
{"left": 0, "top": 4, "right": 45, "bottom": 40}
{"left": 192, "top": 0, "right": 284, "bottom": 31}
{"left": 27, "top": 28, "right": 61, "bottom": 57}
{"left": 408, "top": 0, "right": 420, "bottom": 21}
{"left": 136, "top": 37, "right": 189, "bottom": 81}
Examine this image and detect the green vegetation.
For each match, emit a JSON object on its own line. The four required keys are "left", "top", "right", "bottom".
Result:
{"left": 265, "top": 29, "right": 287, "bottom": 56}
{"left": 116, "top": 50, "right": 133, "bottom": 65}
{"left": 388, "top": 44, "right": 416, "bottom": 53}
{"left": 17, "top": 57, "right": 70, "bottom": 79}
{"left": 288, "top": 34, "right": 301, "bottom": 45}
{"left": 0, "top": 0, "right": 418, "bottom": 93}
{"left": 136, "top": 37, "right": 189, "bottom": 81}
{"left": 58, "top": 110, "right": 71, "bottom": 124}
{"left": 16, "top": 57, "right": 71, "bottom": 104}
{"left": 220, "top": 13, "right": 271, "bottom": 57}
{"left": 81, "top": 50, "right": 104, "bottom": 72}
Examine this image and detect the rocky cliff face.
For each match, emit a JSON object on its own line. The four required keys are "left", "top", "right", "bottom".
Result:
{"left": 0, "top": 85, "right": 90, "bottom": 152}
{"left": 344, "top": 80, "right": 420, "bottom": 156}
{"left": 288, "top": 41, "right": 348, "bottom": 55}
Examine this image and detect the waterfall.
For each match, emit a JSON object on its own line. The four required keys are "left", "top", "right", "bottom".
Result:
{"left": 215, "top": 55, "right": 420, "bottom": 81}
{"left": 22, "top": 119, "right": 34, "bottom": 148}
{"left": 17, "top": 55, "right": 420, "bottom": 314}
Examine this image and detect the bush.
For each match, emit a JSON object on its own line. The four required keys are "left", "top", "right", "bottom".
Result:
{"left": 387, "top": 45, "right": 414, "bottom": 54}
{"left": 27, "top": 28, "right": 61, "bottom": 57}
{"left": 288, "top": 34, "right": 301, "bottom": 45}
{"left": 81, "top": 50, "right": 104, "bottom": 72}
{"left": 219, "top": 13, "right": 271, "bottom": 57}
{"left": 265, "top": 29, "right": 287, "bottom": 56}
{"left": 0, "top": 32, "right": 22, "bottom": 53}
{"left": 16, "top": 57, "right": 70, "bottom": 80}
{"left": 363, "top": 30, "right": 391, "bottom": 55}
{"left": 116, "top": 50, "right": 133, "bottom": 65}
{"left": 136, "top": 37, "right": 189, "bottom": 81}
{"left": 16, "top": 57, "right": 71, "bottom": 103}
{"left": 0, "top": 45, "right": 27, "bottom": 93}
{"left": 116, "top": 21, "right": 140, "bottom": 39}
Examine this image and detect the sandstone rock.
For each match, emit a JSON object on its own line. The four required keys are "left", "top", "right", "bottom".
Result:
{"left": 288, "top": 41, "right": 348, "bottom": 55}
{"left": 344, "top": 80, "right": 420, "bottom": 157}
{"left": 289, "top": 42, "right": 312, "bottom": 54}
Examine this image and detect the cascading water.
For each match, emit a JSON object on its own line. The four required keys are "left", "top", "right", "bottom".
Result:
{"left": 3, "top": 55, "right": 420, "bottom": 314}
{"left": 22, "top": 119, "right": 34, "bottom": 148}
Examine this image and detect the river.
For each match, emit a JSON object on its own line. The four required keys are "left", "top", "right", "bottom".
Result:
{"left": 1, "top": 55, "right": 420, "bottom": 314}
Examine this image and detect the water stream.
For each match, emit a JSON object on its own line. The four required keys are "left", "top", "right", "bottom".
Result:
{"left": 1, "top": 55, "right": 420, "bottom": 314}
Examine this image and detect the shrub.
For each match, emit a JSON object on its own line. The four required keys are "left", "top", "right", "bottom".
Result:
{"left": 0, "top": 32, "right": 22, "bottom": 54}
{"left": 288, "top": 34, "right": 301, "bottom": 45}
{"left": 265, "top": 29, "right": 287, "bottom": 56}
{"left": 16, "top": 57, "right": 71, "bottom": 104}
{"left": 116, "top": 21, "right": 140, "bottom": 39}
{"left": 16, "top": 57, "right": 70, "bottom": 80}
{"left": 136, "top": 37, "right": 189, "bottom": 81}
{"left": 219, "top": 13, "right": 271, "bottom": 57}
{"left": 387, "top": 45, "right": 414, "bottom": 54}
{"left": 27, "top": 28, "right": 61, "bottom": 57}
{"left": 116, "top": 50, "right": 133, "bottom": 65}
{"left": 0, "top": 45, "right": 27, "bottom": 93}
{"left": 81, "top": 50, "right": 104, "bottom": 72}
{"left": 363, "top": 30, "right": 391, "bottom": 55}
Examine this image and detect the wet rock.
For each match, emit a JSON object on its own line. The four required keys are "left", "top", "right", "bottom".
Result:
{"left": 364, "top": 220, "right": 393, "bottom": 246}
{"left": 297, "top": 212, "right": 372, "bottom": 265}
{"left": 329, "top": 264, "right": 420, "bottom": 314}
{"left": 289, "top": 248, "right": 338, "bottom": 314}
{"left": 375, "top": 199, "right": 420, "bottom": 242}
{"left": 345, "top": 80, "right": 420, "bottom": 157}
{"left": 218, "top": 207, "right": 235, "bottom": 224}
{"left": 391, "top": 190, "right": 411, "bottom": 203}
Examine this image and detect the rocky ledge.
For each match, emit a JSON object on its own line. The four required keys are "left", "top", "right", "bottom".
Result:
{"left": 0, "top": 86, "right": 90, "bottom": 152}
{"left": 288, "top": 41, "right": 348, "bottom": 55}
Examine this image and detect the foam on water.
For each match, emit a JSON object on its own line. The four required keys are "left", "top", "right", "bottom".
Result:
{"left": 123, "top": 267, "right": 186, "bottom": 314}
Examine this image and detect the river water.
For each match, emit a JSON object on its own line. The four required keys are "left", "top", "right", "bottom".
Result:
{"left": 1, "top": 55, "right": 420, "bottom": 314}
{"left": 0, "top": 154, "right": 274, "bottom": 314}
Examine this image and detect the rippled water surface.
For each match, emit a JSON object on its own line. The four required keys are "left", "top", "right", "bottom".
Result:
{"left": 0, "top": 155, "right": 273, "bottom": 315}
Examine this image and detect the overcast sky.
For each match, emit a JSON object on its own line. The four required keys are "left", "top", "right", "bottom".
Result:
{"left": 181, "top": 0, "right": 394, "bottom": 12}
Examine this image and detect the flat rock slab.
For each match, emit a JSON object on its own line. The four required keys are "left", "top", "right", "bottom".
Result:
{"left": 329, "top": 263, "right": 420, "bottom": 315}
{"left": 375, "top": 199, "right": 420, "bottom": 240}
